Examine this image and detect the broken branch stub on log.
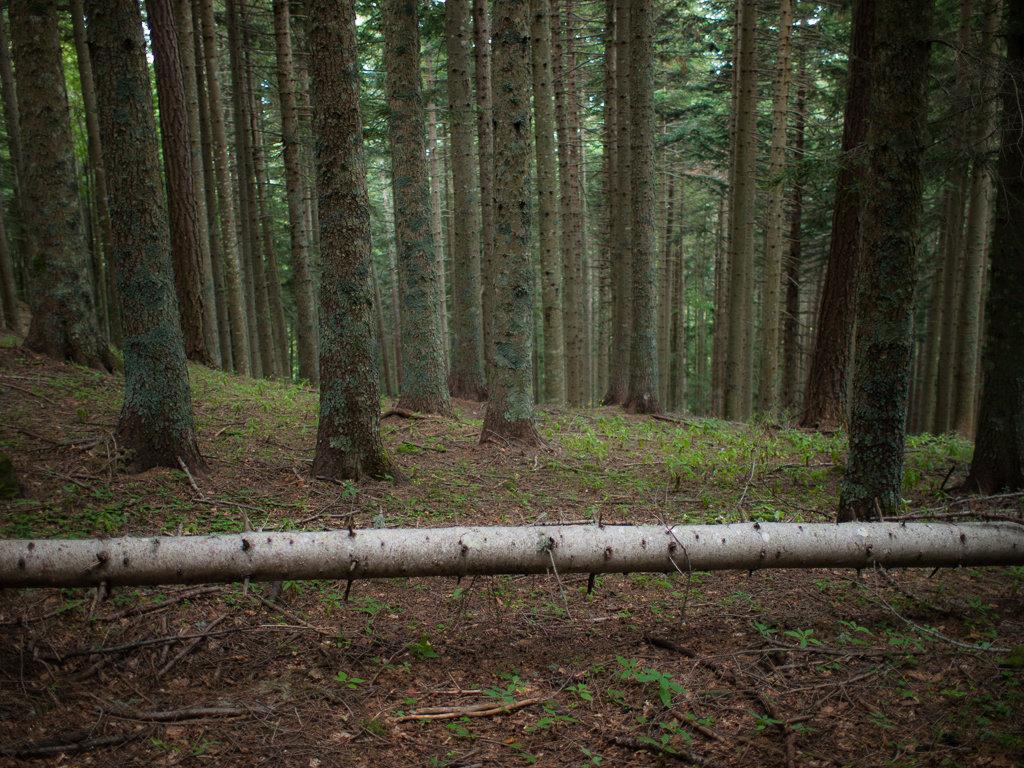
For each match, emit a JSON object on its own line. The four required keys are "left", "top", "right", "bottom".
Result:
{"left": 1, "top": 522, "right": 1022, "bottom": 590}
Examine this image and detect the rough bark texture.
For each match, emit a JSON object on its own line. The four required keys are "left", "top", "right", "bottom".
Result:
{"left": 309, "top": 0, "right": 401, "bottom": 482}
{"left": 964, "top": 1, "right": 1024, "bottom": 495}
{"left": 838, "top": 0, "right": 934, "bottom": 522}
{"left": 800, "top": 0, "right": 875, "bottom": 429}
{"left": 273, "top": 0, "right": 318, "bottom": 386}
{"left": 12, "top": 0, "right": 116, "bottom": 372}
{"left": 86, "top": 0, "right": 204, "bottom": 475}
{"left": 481, "top": 0, "right": 542, "bottom": 448}
{"left": 0, "top": 195, "right": 16, "bottom": 330}
{"left": 148, "top": 0, "right": 214, "bottom": 367}
{"left": 531, "top": 0, "right": 564, "bottom": 405}
{"left": 384, "top": 0, "right": 452, "bottom": 416}
{"left": 447, "top": 0, "right": 487, "bottom": 402}
{"left": 623, "top": 0, "right": 659, "bottom": 415}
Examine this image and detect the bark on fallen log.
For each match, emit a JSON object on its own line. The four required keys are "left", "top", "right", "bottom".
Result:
{"left": 1, "top": 522, "right": 1022, "bottom": 590}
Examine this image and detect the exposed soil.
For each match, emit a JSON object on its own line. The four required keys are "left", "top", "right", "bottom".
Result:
{"left": 1, "top": 342, "right": 1022, "bottom": 768}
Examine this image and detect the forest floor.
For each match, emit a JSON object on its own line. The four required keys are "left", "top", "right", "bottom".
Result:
{"left": 0, "top": 338, "right": 1022, "bottom": 768}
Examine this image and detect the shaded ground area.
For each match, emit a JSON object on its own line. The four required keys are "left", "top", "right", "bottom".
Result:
{"left": 1, "top": 342, "right": 1022, "bottom": 767}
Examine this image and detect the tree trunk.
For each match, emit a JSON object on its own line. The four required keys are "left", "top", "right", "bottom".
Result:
{"left": 175, "top": 0, "right": 220, "bottom": 367}
{"left": 272, "top": 0, "right": 318, "bottom": 386}
{"left": 309, "top": 0, "right": 401, "bottom": 482}
{"left": 190, "top": 0, "right": 231, "bottom": 370}
{"left": 953, "top": 0, "right": 1000, "bottom": 437}
{"left": 198, "top": 0, "right": 249, "bottom": 376}
{"left": 597, "top": 0, "right": 616, "bottom": 404}
{"left": 446, "top": 0, "right": 488, "bottom": 402}
{"left": 0, "top": 195, "right": 16, "bottom": 331}
{"left": 964, "top": 0, "right": 1024, "bottom": 495}
{"left": 148, "top": 0, "right": 214, "bottom": 367}
{"left": 800, "top": 0, "right": 875, "bottom": 429}
{"left": 0, "top": 7, "right": 38, "bottom": 322}
{"left": 603, "top": 0, "right": 631, "bottom": 406}
{"left": 481, "top": 0, "right": 542, "bottom": 448}
{"left": 425, "top": 67, "right": 449, "bottom": 373}
{"left": 623, "top": 0, "right": 659, "bottom": 415}
{"left": 782, "top": 57, "right": 805, "bottom": 413}
{"left": 531, "top": 0, "right": 564, "bottom": 406}
{"left": 86, "top": 0, "right": 204, "bottom": 475}
{"left": 757, "top": 0, "right": 793, "bottom": 416}
{"left": 371, "top": 259, "right": 393, "bottom": 399}
{"left": 724, "top": 0, "right": 757, "bottom": 421}
{"left": 553, "top": 0, "right": 586, "bottom": 406}
{"left": 69, "top": 0, "right": 116, "bottom": 348}
{"left": 473, "top": 0, "right": 497, "bottom": 385}
{"left": 933, "top": 183, "right": 966, "bottom": 434}
{"left": 13, "top": 0, "right": 116, "bottom": 372}
{"left": 659, "top": 171, "right": 675, "bottom": 408}
{"left": 384, "top": 0, "right": 452, "bottom": 416}
{"left": 227, "top": 0, "right": 274, "bottom": 378}
{"left": 838, "top": 0, "right": 935, "bottom": 522}
{"left": 6, "top": 522, "right": 1022, "bottom": 590}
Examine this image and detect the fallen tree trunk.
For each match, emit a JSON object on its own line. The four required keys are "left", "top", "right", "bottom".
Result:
{"left": 2, "top": 522, "right": 1022, "bottom": 589}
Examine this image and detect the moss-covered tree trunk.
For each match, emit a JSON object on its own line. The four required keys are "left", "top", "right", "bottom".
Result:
{"left": 384, "top": 0, "right": 452, "bottom": 416}
{"left": 86, "top": 0, "right": 204, "bottom": 475}
{"left": 446, "top": 0, "right": 488, "bottom": 402}
{"left": 309, "top": 0, "right": 400, "bottom": 482}
{"left": 623, "top": 0, "right": 659, "bottom": 415}
{"left": 964, "top": 0, "right": 1024, "bottom": 495}
{"left": 838, "top": 0, "right": 935, "bottom": 522}
{"left": 480, "top": 0, "right": 542, "bottom": 448}
{"left": 800, "top": 0, "right": 874, "bottom": 430}
{"left": 12, "top": 0, "right": 116, "bottom": 372}
{"left": 272, "top": 0, "right": 318, "bottom": 386}
{"left": 147, "top": 0, "right": 214, "bottom": 368}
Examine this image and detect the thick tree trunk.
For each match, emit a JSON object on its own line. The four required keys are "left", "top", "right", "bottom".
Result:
{"left": 5, "top": 522, "right": 1022, "bottom": 590}
{"left": 964, "top": 0, "right": 1024, "bottom": 495}
{"left": 481, "top": 0, "right": 542, "bottom": 448}
{"left": 838, "top": 0, "right": 935, "bottom": 522}
{"left": 86, "top": 0, "right": 204, "bottom": 475}
{"left": 623, "top": 0, "right": 659, "bottom": 415}
{"left": 148, "top": 0, "right": 214, "bottom": 367}
{"left": 800, "top": 0, "right": 875, "bottom": 429}
{"left": 532, "top": 0, "right": 564, "bottom": 406}
{"left": 309, "top": 0, "right": 401, "bottom": 482}
{"left": 13, "top": 0, "right": 116, "bottom": 372}
{"left": 384, "top": 0, "right": 452, "bottom": 416}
